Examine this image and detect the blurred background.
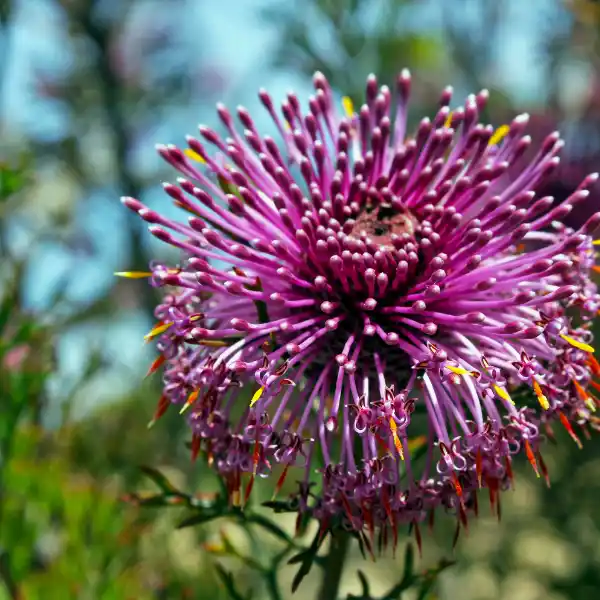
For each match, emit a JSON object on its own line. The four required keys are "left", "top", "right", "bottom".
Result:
{"left": 2, "top": 0, "right": 600, "bottom": 598}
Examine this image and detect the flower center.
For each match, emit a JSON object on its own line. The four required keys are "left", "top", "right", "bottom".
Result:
{"left": 350, "top": 203, "right": 418, "bottom": 249}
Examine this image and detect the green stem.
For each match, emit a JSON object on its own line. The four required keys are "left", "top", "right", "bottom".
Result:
{"left": 317, "top": 532, "right": 351, "bottom": 600}
{"left": 264, "top": 571, "right": 283, "bottom": 600}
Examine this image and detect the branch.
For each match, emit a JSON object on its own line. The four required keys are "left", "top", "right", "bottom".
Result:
{"left": 75, "top": 3, "right": 158, "bottom": 318}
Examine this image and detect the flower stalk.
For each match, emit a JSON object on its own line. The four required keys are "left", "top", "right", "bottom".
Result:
{"left": 317, "top": 532, "right": 351, "bottom": 600}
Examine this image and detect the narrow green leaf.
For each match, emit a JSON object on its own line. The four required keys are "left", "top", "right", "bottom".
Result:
{"left": 246, "top": 513, "right": 294, "bottom": 545}
{"left": 261, "top": 500, "right": 293, "bottom": 513}
{"left": 402, "top": 543, "right": 415, "bottom": 585}
{"left": 177, "top": 511, "right": 223, "bottom": 529}
{"left": 214, "top": 562, "right": 249, "bottom": 600}
{"left": 289, "top": 529, "right": 325, "bottom": 593}
{"left": 139, "top": 465, "right": 181, "bottom": 495}
{"left": 357, "top": 570, "right": 371, "bottom": 597}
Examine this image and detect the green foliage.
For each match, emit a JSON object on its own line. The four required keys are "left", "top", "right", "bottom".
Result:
{"left": 0, "top": 427, "right": 150, "bottom": 600}
{"left": 129, "top": 465, "right": 453, "bottom": 600}
{"left": 0, "top": 153, "right": 31, "bottom": 203}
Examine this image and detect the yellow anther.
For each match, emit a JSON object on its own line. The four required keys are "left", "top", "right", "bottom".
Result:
{"left": 444, "top": 111, "right": 453, "bottom": 128}
{"left": 184, "top": 148, "right": 205, "bottom": 163}
{"left": 446, "top": 365, "right": 471, "bottom": 376}
{"left": 533, "top": 379, "right": 550, "bottom": 410}
{"left": 493, "top": 384, "right": 514, "bottom": 405}
{"left": 114, "top": 271, "right": 152, "bottom": 279}
{"left": 250, "top": 386, "right": 265, "bottom": 407}
{"left": 560, "top": 334, "right": 595, "bottom": 354}
{"left": 342, "top": 96, "right": 355, "bottom": 118}
{"left": 144, "top": 321, "right": 173, "bottom": 342}
{"left": 489, "top": 124, "right": 510, "bottom": 146}
{"left": 593, "top": 240, "right": 600, "bottom": 246}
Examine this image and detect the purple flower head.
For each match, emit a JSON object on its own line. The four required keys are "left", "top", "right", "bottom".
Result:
{"left": 123, "top": 69, "right": 600, "bottom": 550}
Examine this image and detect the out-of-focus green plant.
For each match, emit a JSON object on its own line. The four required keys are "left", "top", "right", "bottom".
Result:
{"left": 1, "top": 426, "right": 151, "bottom": 600}
{"left": 0, "top": 159, "right": 145, "bottom": 598}
{"left": 0, "top": 160, "right": 205, "bottom": 599}
{"left": 125, "top": 461, "right": 455, "bottom": 600}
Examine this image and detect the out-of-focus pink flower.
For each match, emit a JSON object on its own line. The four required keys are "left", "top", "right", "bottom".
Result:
{"left": 3, "top": 344, "right": 31, "bottom": 371}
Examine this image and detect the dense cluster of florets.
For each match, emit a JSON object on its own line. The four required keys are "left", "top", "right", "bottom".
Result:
{"left": 122, "top": 69, "right": 600, "bottom": 550}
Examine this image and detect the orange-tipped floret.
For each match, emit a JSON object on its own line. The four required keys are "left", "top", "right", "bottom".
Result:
{"left": 524, "top": 439, "right": 541, "bottom": 477}
{"left": 191, "top": 434, "right": 201, "bottom": 462}
{"left": 271, "top": 464, "right": 290, "bottom": 501}
{"left": 586, "top": 354, "right": 600, "bottom": 377}
{"left": 147, "top": 394, "right": 170, "bottom": 429}
{"left": 389, "top": 417, "right": 405, "bottom": 460}
{"left": 537, "top": 451, "right": 551, "bottom": 488}
{"left": 532, "top": 378, "right": 550, "bottom": 410}
{"left": 558, "top": 411, "right": 583, "bottom": 449}
{"left": 572, "top": 378, "right": 597, "bottom": 412}
{"left": 179, "top": 389, "right": 199, "bottom": 414}
{"left": 145, "top": 354, "right": 166, "bottom": 378}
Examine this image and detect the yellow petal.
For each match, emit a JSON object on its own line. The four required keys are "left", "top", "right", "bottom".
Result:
{"left": 560, "top": 334, "right": 595, "bottom": 354}
{"left": 493, "top": 384, "right": 514, "bottom": 405}
{"left": 250, "top": 386, "right": 265, "bottom": 407}
{"left": 114, "top": 271, "right": 152, "bottom": 279}
{"left": 342, "top": 96, "right": 354, "bottom": 118}
{"left": 489, "top": 124, "right": 510, "bottom": 146}
{"left": 184, "top": 148, "right": 205, "bottom": 163}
